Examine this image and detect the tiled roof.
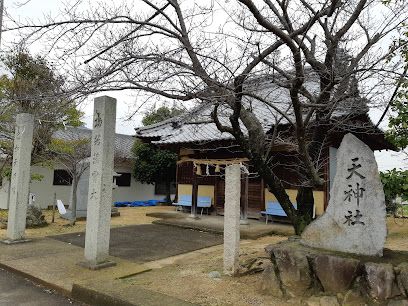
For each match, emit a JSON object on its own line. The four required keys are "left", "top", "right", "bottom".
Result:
{"left": 53, "top": 126, "right": 134, "bottom": 159}
{"left": 135, "top": 76, "right": 369, "bottom": 145}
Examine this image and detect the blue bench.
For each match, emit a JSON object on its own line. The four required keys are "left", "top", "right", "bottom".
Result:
{"left": 172, "top": 195, "right": 212, "bottom": 216}
{"left": 261, "top": 201, "right": 297, "bottom": 224}
{"left": 197, "top": 196, "right": 212, "bottom": 216}
{"left": 172, "top": 195, "right": 192, "bottom": 211}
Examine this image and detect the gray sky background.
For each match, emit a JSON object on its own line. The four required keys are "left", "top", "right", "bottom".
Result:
{"left": 2, "top": 0, "right": 407, "bottom": 171}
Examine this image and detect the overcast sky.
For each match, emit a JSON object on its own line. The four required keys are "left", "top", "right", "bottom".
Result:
{"left": 2, "top": 0, "right": 407, "bottom": 171}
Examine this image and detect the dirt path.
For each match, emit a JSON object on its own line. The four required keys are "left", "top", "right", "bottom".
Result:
{"left": 125, "top": 235, "right": 291, "bottom": 306}
{"left": 0, "top": 206, "right": 171, "bottom": 240}
{"left": 1, "top": 208, "right": 408, "bottom": 305}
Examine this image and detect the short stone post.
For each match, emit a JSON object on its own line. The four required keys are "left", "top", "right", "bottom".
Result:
{"left": 81, "top": 96, "right": 116, "bottom": 269}
{"left": 223, "top": 164, "right": 241, "bottom": 275}
{"left": 5, "top": 113, "right": 34, "bottom": 243}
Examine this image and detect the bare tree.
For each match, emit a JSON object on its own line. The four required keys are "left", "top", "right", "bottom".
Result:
{"left": 48, "top": 128, "right": 90, "bottom": 225}
{"left": 6, "top": 0, "right": 408, "bottom": 233}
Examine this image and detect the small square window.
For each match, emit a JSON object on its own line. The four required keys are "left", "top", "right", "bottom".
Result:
{"left": 116, "top": 173, "right": 131, "bottom": 187}
{"left": 53, "top": 170, "right": 72, "bottom": 186}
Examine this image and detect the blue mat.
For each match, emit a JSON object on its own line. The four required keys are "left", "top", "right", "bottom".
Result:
{"left": 114, "top": 200, "right": 160, "bottom": 207}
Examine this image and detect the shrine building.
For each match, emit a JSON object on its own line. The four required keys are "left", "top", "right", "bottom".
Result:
{"left": 135, "top": 75, "right": 395, "bottom": 219}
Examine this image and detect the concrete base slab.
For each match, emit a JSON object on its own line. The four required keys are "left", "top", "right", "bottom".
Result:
{"left": 0, "top": 238, "right": 151, "bottom": 293}
{"left": 152, "top": 213, "right": 294, "bottom": 239}
{"left": 240, "top": 219, "right": 250, "bottom": 225}
{"left": 188, "top": 214, "right": 200, "bottom": 220}
{"left": 1, "top": 239, "right": 32, "bottom": 245}
{"left": 77, "top": 260, "right": 117, "bottom": 270}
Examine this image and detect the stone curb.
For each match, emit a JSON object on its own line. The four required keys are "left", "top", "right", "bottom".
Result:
{"left": 72, "top": 284, "right": 134, "bottom": 306}
{"left": 71, "top": 283, "right": 200, "bottom": 306}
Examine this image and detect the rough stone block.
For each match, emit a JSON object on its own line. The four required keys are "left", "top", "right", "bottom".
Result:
{"left": 387, "top": 299, "right": 408, "bottom": 306}
{"left": 260, "top": 263, "right": 283, "bottom": 297}
{"left": 397, "top": 263, "right": 408, "bottom": 297}
{"left": 313, "top": 254, "right": 360, "bottom": 293}
{"left": 342, "top": 289, "right": 367, "bottom": 306}
{"left": 305, "top": 295, "right": 340, "bottom": 306}
{"left": 365, "top": 262, "right": 399, "bottom": 300}
{"left": 273, "top": 246, "right": 312, "bottom": 296}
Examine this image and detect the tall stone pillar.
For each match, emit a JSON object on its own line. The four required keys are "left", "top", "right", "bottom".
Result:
{"left": 5, "top": 113, "right": 34, "bottom": 242}
{"left": 223, "top": 164, "right": 241, "bottom": 275}
{"left": 81, "top": 96, "right": 116, "bottom": 269}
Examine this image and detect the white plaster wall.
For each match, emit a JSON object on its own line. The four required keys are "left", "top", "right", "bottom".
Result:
{"left": 1, "top": 163, "right": 174, "bottom": 210}
{"left": 113, "top": 180, "right": 166, "bottom": 202}
{"left": 112, "top": 166, "right": 172, "bottom": 202}
{"left": 0, "top": 164, "right": 72, "bottom": 209}
{"left": 29, "top": 165, "right": 72, "bottom": 208}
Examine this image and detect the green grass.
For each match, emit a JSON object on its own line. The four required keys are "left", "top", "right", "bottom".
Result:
{"left": 395, "top": 205, "right": 408, "bottom": 217}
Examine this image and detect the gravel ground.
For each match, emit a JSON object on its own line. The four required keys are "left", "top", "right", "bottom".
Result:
{"left": 0, "top": 206, "right": 171, "bottom": 240}
{"left": 1, "top": 207, "right": 408, "bottom": 306}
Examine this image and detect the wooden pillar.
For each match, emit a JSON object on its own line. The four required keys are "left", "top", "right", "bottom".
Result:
{"left": 190, "top": 169, "right": 199, "bottom": 219}
{"left": 261, "top": 178, "right": 265, "bottom": 210}
{"left": 175, "top": 162, "right": 179, "bottom": 203}
{"left": 214, "top": 175, "right": 219, "bottom": 215}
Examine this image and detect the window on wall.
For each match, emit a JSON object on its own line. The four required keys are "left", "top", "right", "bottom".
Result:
{"left": 116, "top": 173, "right": 131, "bottom": 187}
{"left": 155, "top": 182, "right": 176, "bottom": 195}
{"left": 53, "top": 170, "right": 73, "bottom": 186}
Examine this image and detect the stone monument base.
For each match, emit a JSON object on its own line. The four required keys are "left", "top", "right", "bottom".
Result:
{"left": 77, "top": 260, "right": 117, "bottom": 270}
{"left": 240, "top": 219, "right": 249, "bottom": 225}
{"left": 188, "top": 214, "right": 200, "bottom": 220}
{"left": 1, "top": 238, "right": 32, "bottom": 245}
{"left": 261, "top": 238, "right": 408, "bottom": 304}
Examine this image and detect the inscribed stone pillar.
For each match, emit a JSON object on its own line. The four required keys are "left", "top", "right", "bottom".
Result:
{"left": 6, "top": 113, "right": 34, "bottom": 242}
{"left": 83, "top": 96, "right": 116, "bottom": 269}
{"left": 301, "top": 133, "right": 387, "bottom": 256}
{"left": 224, "top": 164, "right": 241, "bottom": 275}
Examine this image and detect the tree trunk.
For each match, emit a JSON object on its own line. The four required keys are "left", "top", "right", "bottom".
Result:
{"left": 164, "top": 180, "right": 171, "bottom": 204}
{"left": 249, "top": 154, "right": 305, "bottom": 234}
{"left": 69, "top": 176, "right": 78, "bottom": 226}
{"left": 295, "top": 186, "right": 315, "bottom": 234}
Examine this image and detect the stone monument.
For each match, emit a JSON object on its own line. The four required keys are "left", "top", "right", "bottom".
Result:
{"left": 223, "top": 164, "right": 241, "bottom": 275}
{"left": 4, "top": 113, "right": 34, "bottom": 243}
{"left": 80, "top": 96, "right": 116, "bottom": 269}
{"left": 301, "top": 133, "right": 386, "bottom": 256}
